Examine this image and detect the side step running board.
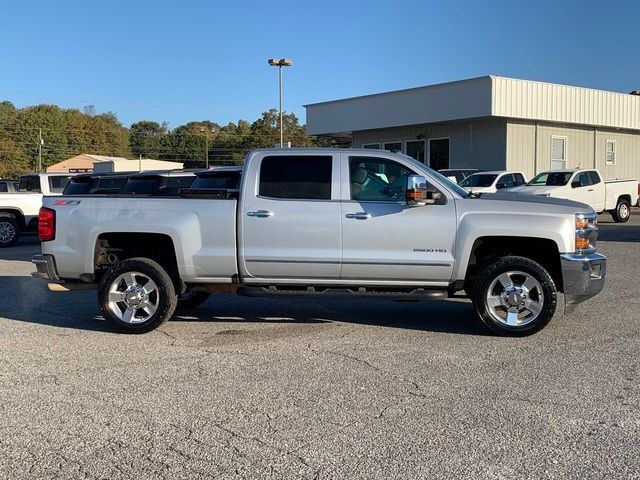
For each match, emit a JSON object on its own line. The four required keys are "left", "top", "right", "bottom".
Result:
{"left": 237, "top": 286, "right": 448, "bottom": 301}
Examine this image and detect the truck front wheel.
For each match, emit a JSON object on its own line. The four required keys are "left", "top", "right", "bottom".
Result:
{"left": 611, "top": 198, "right": 631, "bottom": 223}
{"left": 0, "top": 218, "right": 20, "bottom": 248}
{"left": 98, "top": 258, "right": 178, "bottom": 333}
{"left": 473, "top": 256, "right": 557, "bottom": 336}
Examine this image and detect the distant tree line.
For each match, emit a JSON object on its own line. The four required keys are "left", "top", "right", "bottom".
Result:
{"left": 0, "top": 101, "right": 336, "bottom": 177}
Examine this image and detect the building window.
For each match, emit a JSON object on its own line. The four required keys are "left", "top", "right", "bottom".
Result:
{"left": 551, "top": 136, "right": 566, "bottom": 169}
{"left": 383, "top": 141, "right": 403, "bottom": 153}
{"left": 428, "top": 138, "right": 450, "bottom": 170}
{"left": 605, "top": 140, "right": 616, "bottom": 165}
{"left": 406, "top": 140, "right": 426, "bottom": 164}
{"left": 259, "top": 155, "right": 332, "bottom": 200}
{"left": 362, "top": 143, "right": 381, "bottom": 149}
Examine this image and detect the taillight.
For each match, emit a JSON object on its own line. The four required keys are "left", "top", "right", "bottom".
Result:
{"left": 39, "top": 207, "right": 55, "bottom": 241}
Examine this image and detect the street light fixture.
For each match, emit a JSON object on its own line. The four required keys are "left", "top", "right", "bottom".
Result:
{"left": 268, "top": 58, "right": 293, "bottom": 148}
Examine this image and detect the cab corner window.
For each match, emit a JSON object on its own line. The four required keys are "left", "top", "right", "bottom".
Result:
{"left": 259, "top": 155, "right": 332, "bottom": 200}
{"left": 349, "top": 156, "right": 412, "bottom": 202}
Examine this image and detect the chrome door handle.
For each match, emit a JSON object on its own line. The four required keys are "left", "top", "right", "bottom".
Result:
{"left": 247, "top": 210, "right": 273, "bottom": 218}
{"left": 587, "top": 189, "right": 594, "bottom": 192}
{"left": 345, "top": 212, "right": 371, "bottom": 220}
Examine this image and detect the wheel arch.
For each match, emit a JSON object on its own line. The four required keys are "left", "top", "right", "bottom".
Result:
{"left": 93, "top": 232, "right": 182, "bottom": 292}
{"left": 0, "top": 209, "right": 26, "bottom": 228}
{"left": 463, "top": 236, "right": 564, "bottom": 292}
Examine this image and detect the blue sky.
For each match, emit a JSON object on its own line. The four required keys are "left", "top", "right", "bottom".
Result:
{"left": 1, "top": 0, "right": 639, "bottom": 128}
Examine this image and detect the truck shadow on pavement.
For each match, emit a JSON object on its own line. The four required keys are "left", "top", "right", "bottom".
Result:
{"left": 597, "top": 223, "right": 640, "bottom": 243}
{"left": 2, "top": 276, "right": 489, "bottom": 336}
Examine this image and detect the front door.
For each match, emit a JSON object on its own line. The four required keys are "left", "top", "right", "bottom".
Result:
{"left": 570, "top": 171, "right": 596, "bottom": 208}
{"left": 240, "top": 153, "right": 342, "bottom": 281}
{"left": 340, "top": 154, "right": 456, "bottom": 284}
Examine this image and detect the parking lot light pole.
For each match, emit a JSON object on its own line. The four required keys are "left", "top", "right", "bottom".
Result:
{"left": 268, "top": 58, "right": 293, "bottom": 147}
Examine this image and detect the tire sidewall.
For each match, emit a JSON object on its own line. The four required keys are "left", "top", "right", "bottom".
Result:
{"left": 0, "top": 218, "right": 20, "bottom": 247}
{"left": 473, "top": 256, "right": 558, "bottom": 336}
{"left": 98, "top": 258, "right": 177, "bottom": 333}
{"left": 616, "top": 200, "right": 631, "bottom": 222}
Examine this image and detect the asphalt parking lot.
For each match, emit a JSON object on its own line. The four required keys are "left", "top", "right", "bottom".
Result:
{"left": 0, "top": 213, "right": 638, "bottom": 479}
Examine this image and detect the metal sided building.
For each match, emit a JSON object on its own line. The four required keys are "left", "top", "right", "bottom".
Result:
{"left": 305, "top": 76, "right": 640, "bottom": 181}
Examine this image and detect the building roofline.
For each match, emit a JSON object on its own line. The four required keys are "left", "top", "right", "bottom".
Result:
{"left": 304, "top": 75, "right": 639, "bottom": 108}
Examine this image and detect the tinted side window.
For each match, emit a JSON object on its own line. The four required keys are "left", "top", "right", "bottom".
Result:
{"left": 498, "top": 175, "right": 514, "bottom": 187}
{"left": 575, "top": 172, "right": 592, "bottom": 187}
{"left": 513, "top": 174, "right": 525, "bottom": 185}
{"left": 192, "top": 172, "right": 241, "bottom": 189}
{"left": 122, "top": 178, "right": 161, "bottom": 194}
{"left": 49, "top": 176, "right": 71, "bottom": 193}
{"left": 349, "top": 156, "right": 412, "bottom": 201}
{"left": 259, "top": 156, "right": 332, "bottom": 200}
{"left": 0, "top": 183, "right": 7, "bottom": 193}
{"left": 588, "top": 171, "right": 601, "bottom": 185}
{"left": 64, "top": 179, "right": 95, "bottom": 195}
{"left": 19, "top": 176, "right": 41, "bottom": 192}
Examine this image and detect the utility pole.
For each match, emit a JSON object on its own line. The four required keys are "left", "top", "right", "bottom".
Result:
{"left": 268, "top": 58, "right": 293, "bottom": 147}
{"left": 38, "top": 128, "right": 43, "bottom": 172}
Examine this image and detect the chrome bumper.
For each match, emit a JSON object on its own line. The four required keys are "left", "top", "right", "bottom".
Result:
{"left": 560, "top": 252, "right": 606, "bottom": 313}
{"left": 32, "top": 254, "right": 61, "bottom": 282}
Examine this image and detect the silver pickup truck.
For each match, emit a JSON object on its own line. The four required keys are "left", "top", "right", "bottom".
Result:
{"left": 32, "top": 148, "right": 606, "bottom": 336}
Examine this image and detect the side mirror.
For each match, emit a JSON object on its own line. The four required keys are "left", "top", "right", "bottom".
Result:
{"left": 496, "top": 182, "right": 507, "bottom": 189}
{"left": 406, "top": 175, "right": 427, "bottom": 206}
{"left": 571, "top": 180, "right": 582, "bottom": 189}
{"left": 406, "top": 175, "right": 444, "bottom": 206}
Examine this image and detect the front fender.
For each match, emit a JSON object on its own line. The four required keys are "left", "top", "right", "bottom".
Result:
{"left": 452, "top": 211, "right": 574, "bottom": 281}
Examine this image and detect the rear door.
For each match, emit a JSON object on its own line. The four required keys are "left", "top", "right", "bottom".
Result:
{"left": 239, "top": 153, "right": 342, "bottom": 281}
{"left": 339, "top": 153, "right": 456, "bottom": 284}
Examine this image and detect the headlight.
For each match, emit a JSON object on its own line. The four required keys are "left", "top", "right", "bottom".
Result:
{"left": 575, "top": 213, "right": 598, "bottom": 253}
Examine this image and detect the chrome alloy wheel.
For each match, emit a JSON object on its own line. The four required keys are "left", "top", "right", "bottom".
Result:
{"left": 619, "top": 202, "right": 630, "bottom": 220}
{"left": 107, "top": 271, "right": 159, "bottom": 323}
{"left": 486, "top": 271, "right": 544, "bottom": 327}
{"left": 0, "top": 221, "right": 16, "bottom": 243}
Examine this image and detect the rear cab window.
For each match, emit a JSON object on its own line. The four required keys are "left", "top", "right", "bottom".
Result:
{"left": 48, "top": 176, "right": 72, "bottom": 193}
{"left": 259, "top": 155, "right": 333, "bottom": 200}
{"left": 19, "top": 175, "right": 41, "bottom": 192}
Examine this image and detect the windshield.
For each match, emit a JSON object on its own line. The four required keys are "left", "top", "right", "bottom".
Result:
{"left": 528, "top": 172, "right": 573, "bottom": 186}
{"left": 394, "top": 153, "right": 470, "bottom": 197}
{"left": 459, "top": 174, "right": 498, "bottom": 188}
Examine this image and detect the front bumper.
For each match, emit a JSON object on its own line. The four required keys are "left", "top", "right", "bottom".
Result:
{"left": 560, "top": 252, "right": 606, "bottom": 313}
{"left": 32, "top": 254, "right": 61, "bottom": 282}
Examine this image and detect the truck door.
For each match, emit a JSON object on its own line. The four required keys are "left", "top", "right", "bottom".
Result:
{"left": 589, "top": 171, "right": 606, "bottom": 212}
{"left": 239, "top": 153, "right": 342, "bottom": 281}
{"left": 339, "top": 153, "right": 456, "bottom": 283}
{"left": 571, "top": 171, "right": 597, "bottom": 209}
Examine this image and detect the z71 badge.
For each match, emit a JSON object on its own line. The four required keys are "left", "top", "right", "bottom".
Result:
{"left": 54, "top": 200, "right": 82, "bottom": 206}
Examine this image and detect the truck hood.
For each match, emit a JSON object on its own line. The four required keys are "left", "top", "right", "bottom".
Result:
{"left": 502, "top": 185, "right": 558, "bottom": 196}
{"left": 468, "top": 191, "right": 591, "bottom": 213}
{"left": 462, "top": 186, "right": 494, "bottom": 194}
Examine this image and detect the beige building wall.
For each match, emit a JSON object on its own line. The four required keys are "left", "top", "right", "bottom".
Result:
{"left": 507, "top": 120, "right": 640, "bottom": 181}
{"left": 352, "top": 118, "right": 507, "bottom": 171}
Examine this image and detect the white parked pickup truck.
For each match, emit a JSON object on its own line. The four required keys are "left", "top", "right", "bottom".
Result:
{"left": 32, "top": 149, "right": 607, "bottom": 337}
{"left": 506, "top": 169, "right": 638, "bottom": 223}
{"left": 459, "top": 170, "right": 527, "bottom": 194}
{"left": 0, "top": 173, "right": 74, "bottom": 247}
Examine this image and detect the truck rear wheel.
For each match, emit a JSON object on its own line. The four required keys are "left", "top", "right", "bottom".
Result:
{"left": 611, "top": 198, "right": 631, "bottom": 223}
{"left": 473, "top": 256, "right": 557, "bottom": 336}
{"left": 0, "top": 218, "right": 20, "bottom": 248}
{"left": 98, "top": 258, "right": 178, "bottom": 333}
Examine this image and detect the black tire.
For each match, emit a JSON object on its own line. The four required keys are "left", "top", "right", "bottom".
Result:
{"left": 177, "top": 291, "right": 211, "bottom": 310}
{"left": 98, "top": 257, "right": 178, "bottom": 333}
{"left": 0, "top": 218, "right": 20, "bottom": 248}
{"left": 472, "top": 256, "right": 557, "bottom": 337}
{"left": 611, "top": 198, "right": 631, "bottom": 223}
